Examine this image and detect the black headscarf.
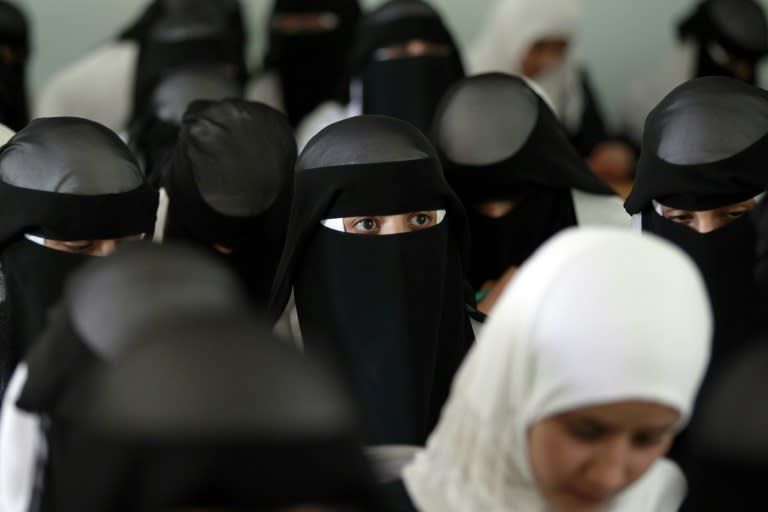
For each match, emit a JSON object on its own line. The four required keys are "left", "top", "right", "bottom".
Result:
{"left": 351, "top": 0, "right": 465, "bottom": 134}
{"left": 160, "top": 99, "right": 296, "bottom": 306}
{"left": 264, "top": 0, "right": 362, "bottom": 126}
{"left": 682, "top": 339, "right": 768, "bottom": 510}
{"left": 0, "top": 118, "right": 158, "bottom": 391}
{"left": 55, "top": 318, "right": 382, "bottom": 512}
{"left": 433, "top": 73, "right": 612, "bottom": 288}
{"left": 129, "top": 0, "right": 248, "bottom": 136}
{"left": 14, "top": 242, "right": 250, "bottom": 512}
{"left": 132, "top": 67, "right": 241, "bottom": 179}
{"left": 625, "top": 75, "right": 768, "bottom": 399}
{"left": 0, "top": 1, "right": 29, "bottom": 131}
{"left": 679, "top": 0, "right": 768, "bottom": 83}
{"left": 270, "top": 115, "right": 474, "bottom": 445}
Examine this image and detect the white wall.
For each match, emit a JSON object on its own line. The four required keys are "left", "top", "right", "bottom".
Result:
{"left": 16, "top": 0, "right": 768, "bottom": 125}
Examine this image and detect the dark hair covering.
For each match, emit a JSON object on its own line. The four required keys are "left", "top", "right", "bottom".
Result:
{"left": 160, "top": 100, "right": 296, "bottom": 306}
{"left": 0, "top": 0, "right": 30, "bottom": 130}
{"left": 129, "top": 0, "right": 248, "bottom": 137}
{"left": 624, "top": 76, "right": 768, "bottom": 472}
{"left": 0, "top": 118, "right": 158, "bottom": 392}
{"left": 131, "top": 67, "right": 241, "bottom": 178}
{"left": 432, "top": 73, "right": 612, "bottom": 288}
{"left": 270, "top": 115, "right": 474, "bottom": 445}
{"left": 679, "top": 0, "right": 768, "bottom": 84}
{"left": 263, "top": 0, "right": 362, "bottom": 127}
{"left": 681, "top": 339, "right": 768, "bottom": 510}
{"left": 53, "top": 319, "right": 383, "bottom": 512}
{"left": 13, "top": 242, "right": 251, "bottom": 512}
{"left": 351, "top": 0, "right": 465, "bottom": 134}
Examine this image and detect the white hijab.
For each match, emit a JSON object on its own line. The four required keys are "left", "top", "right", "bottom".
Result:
{"left": 403, "top": 227, "right": 712, "bottom": 511}
{"left": 469, "top": 0, "right": 585, "bottom": 133}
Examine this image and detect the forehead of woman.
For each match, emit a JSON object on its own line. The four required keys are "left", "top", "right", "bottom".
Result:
{"left": 0, "top": 117, "right": 143, "bottom": 195}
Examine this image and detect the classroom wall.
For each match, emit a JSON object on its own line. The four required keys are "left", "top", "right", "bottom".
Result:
{"left": 15, "top": 0, "right": 768, "bottom": 125}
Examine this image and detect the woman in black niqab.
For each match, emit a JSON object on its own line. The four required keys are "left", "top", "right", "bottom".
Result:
{"left": 432, "top": 73, "right": 614, "bottom": 295}
{"left": 270, "top": 115, "right": 474, "bottom": 446}
{"left": 0, "top": 243, "right": 254, "bottom": 512}
{"left": 625, "top": 76, "right": 768, "bottom": 366}
{"left": 158, "top": 99, "right": 296, "bottom": 306}
{"left": 0, "top": 118, "right": 158, "bottom": 392}
{"left": 53, "top": 318, "right": 383, "bottom": 512}
{"left": 253, "top": 0, "right": 362, "bottom": 127}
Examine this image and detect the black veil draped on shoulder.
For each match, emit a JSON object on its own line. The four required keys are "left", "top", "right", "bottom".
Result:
{"left": 0, "top": 118, "right": 157, "bottom": 392}
{"left": 270, "top": 115, "right": 474, "bottom": 445}
{"left": 432, "top": 73, "right": 612, "bottom": 288}
{"left": 160, "top": 99, "right": 296, "bottom": 305}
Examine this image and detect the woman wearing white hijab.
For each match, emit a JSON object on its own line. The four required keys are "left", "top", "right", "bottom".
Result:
{"left": 470, "top": 0, "right": 634, "bottom": 183}
{"left": 402, "top": 227, "right": 712, "bottom": 511}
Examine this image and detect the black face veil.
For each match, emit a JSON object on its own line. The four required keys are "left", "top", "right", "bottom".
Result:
{"left": 433, "top": 73, "right": 612, "bottom": 288}
{"left": 270, "top": 115, "right": 473, "bottom": 445}
{"left": 351, "top": 0, "right": 465, "bottom": 134}
{"left": 160, "top": 99, "right": 296, "bottom": 306}
{"left": 679, "top": 0, "right": 768, "bottom": 83}
{"left": 625, "top": 76, "right": 768, "bottom": 371}
{"left": 55, "top": 319, "right": 382, "bottom": 512}
{"left": 0, "top": 1, "right": 30, "bottom": 131}
{"left": 14, "top": 242, "right": 251, "bottom": 512}
{"left": 0, "top": 118, "right": 158, "bottom": 391}
{"left": 264, "top": 0, "right": 362, "bottom": 127}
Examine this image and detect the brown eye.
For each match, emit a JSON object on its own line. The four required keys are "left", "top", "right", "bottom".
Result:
{"left": 668, "top": 214, "right": 693, "bottom": 224}
{"left": 411, "top": 213, "right": 432, "bottom": 226}
{"left": 353, "top": 218, "right": 378, "bottom": 232}
{"left": 725, "top": 209, "right": 747, "bottom": 219}
{"left": 632, "top": 431, "right": 667, "bottom": 448}
{"left": 568, "top": 422, "right": 606, "bottom": 442}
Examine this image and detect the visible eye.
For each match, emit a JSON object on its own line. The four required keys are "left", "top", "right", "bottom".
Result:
{"left": 410, "top": 212, "right": 434, "bottom": 227}
{"left": 666, "top": 213, "right": 693, "bottom": 224}
{"left": 632, "top": 431, "right": 668, "bottom": 449}
{"left": 725, "top": 209, "right": 748, "bottom": 219}
{"left": 62, "top": 241, "right": 95, "bottom": 253}
{"left": 353, "top": 218, "right": 378, "bottom": 232}
{"left": 568, "top": 422, "right": 607, "bottom": 442}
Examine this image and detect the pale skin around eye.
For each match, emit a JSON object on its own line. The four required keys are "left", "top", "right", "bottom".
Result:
{"left": 43, "top": 234, "right": 144, "bottom": 257}
{"left": 528, "top": 401, "right": 680, "bottom": 512}
{"left": 373, "top": 39, "right": 453, "bottom": 61}
{"left": 342, "top": 211, "right": 439, "bottom": 235}
{"left": 660, "top": 198, "right": 756, "bottom": 234}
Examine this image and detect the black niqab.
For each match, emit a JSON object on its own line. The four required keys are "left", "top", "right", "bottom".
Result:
{"left": 161, "top": 99, "right": 296, "bottom": 306}
{"left": 433, "top": 73, "right": 612, "bottom": 288}
{"left": 264, "top": 0, "right": 362, "bottom": 126}
{"left": 270, "top": 115, "right": 473, "bottom": 445}
{"left": 679, "top": 0, "right": 768, "bottom": 83}
{"left": 56, "top": 319, "right": 382, "bottom": 512}
{"left": 0, "top": 118, "right": 158, "bottom": 391}
{"left": 352, "top": 0, "right": 465, "bottom": 134}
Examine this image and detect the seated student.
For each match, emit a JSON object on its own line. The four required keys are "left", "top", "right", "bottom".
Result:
{"left": 34, "top": 0, "right": 246, "bottom": 135}
{"left": 156, "top": 99, "right": 296, "bottom": 305}
{"left": 432, "top": 73, "right": 625, "bottom": 313}
{"left": 681, "top": 338, "right": 768, "bottom": 511}
{"left": 469, "top": 0, "right": 634, "bottom": 182}
{"left": 53, "top": 316, "right": 383, "bottom": 512}
{"left": 402, "top": 228, "right": 712, "bottom": 512}
{"left": 269, "top": 115, "right": 475, "bottom": 446}
{"left": 247, "top": 0, "right": 362, "bottom": 127}
{"left": 625, "top": 76, "right": 768, "bottom": 375}
{"left": 0, "top": 118, "right": 157, "bottom": 393}
{"left": 0, "top": 1, "right": 30, "bottom": 131}
{"left": 622, "top": 0, "right": 768, "bottom": 149}
{"left": 297, "top": 0, "right": 464, "bottom": 146}
{"left": 0, "top": 243, "right": 253, "bottom": 512}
